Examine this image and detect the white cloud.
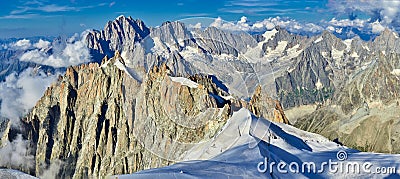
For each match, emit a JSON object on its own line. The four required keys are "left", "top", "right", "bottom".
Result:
{"left": 20, "top": 32, "right": 91, "bottom": 68}
{"left": 210, "top": 16, "right": 324, "bottom": 34}
{"left": 328, "top": 18, "right": 367, "bottom": 28}
{"left": 371, "top": 20, "right": 385, "bottom": 33}
{"left": 238, "top": 16, "right": 248, "bottom": 24}
{"left": 326, "top": 26, "right": 335, "bottom": 32}
{"left": 10, "top": 3, "right": 108, "bottom": 15}
{"left": 39, "top": 160, "right": 64, "bottom": 179}
{"left": 210, "top": 17, "right": 225, "bottom": 28}
{"left": 328, "top": 0, "right": 400, "bottom": 25}
{"left": 0, "top": 134, "right": 34, "bottom": 170}
{"left": 33, "top": 39, "right": 51, "bottom": 49}
{"left": 0, "top": 32, "right": 91, "bottom": 124}
{"left": 11, "top": 39, "right": 32, "bottom": 50}
{"left": 37, "top": 4, "right": 76, "bottom": 12}
{"left": 210, "top": 17, "right": 255, "bottom": 32}
{"left": 0, "top": 14, "right": 40, "bottom": 19}
{"left": 0, "top": 67, "right": 58, "bottom": 124}
{"left": 208, "top": 16, "right": 392, "bottom": 38}
{"left": 8, "top": 39, "right": 50, "bottom": 51}
{"left": 188, "top": 22, "right": 202, "bottom": 29}
{"left": 219, "top": 0, "right": 300, "bottom": 16}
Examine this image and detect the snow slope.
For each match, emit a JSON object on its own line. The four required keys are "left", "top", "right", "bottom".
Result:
{"left": 0, "top": 169, "right": 37, "bottom": 179}
{"left": 170, "top": 76, "right": 199, "bottom": 88}
{"left": 113, "top": 108, "right": 400, "bottom": 178}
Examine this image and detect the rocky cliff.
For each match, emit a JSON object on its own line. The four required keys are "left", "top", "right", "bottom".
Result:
{"left": 249, "top": 85, "right": 289, "bottom": 124}
{"left": 19, "top": 51, "right": 236, "bottom": 178}
{"left": 12, "top": 47, "right": 289, "bottom": 178}
{"left": 86, "top": 16, "right": 150, "bottom": 60}
{"left": 294, "top": 29, "right": 400, "bottom": 153}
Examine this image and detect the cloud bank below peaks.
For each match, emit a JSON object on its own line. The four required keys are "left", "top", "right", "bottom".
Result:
{"left": 0, "top": 134, "right": 34, "bottom": 170}
{"left": 18, "top": 32, "right": 91, "bottom": 68}
{"left": 0, "top": 67, "right": 58, "bottom": 124}
{"left": 210, "top": 16, "right": 324, "bottom": 34}
{"left": 208, "top": 16, "right": 391, "bottom": 39}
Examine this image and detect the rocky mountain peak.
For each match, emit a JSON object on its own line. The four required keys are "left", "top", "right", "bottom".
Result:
{"left": 378, "top": 28, "right": 397, "bottom": 38}
{"left": 86, "top": 16, "right": 150, "bottom": 60}
{"left": 100, "top": 55, "right": 109, "bottom": 65}
{"left": 109, "top": 15, "right": 150, "bottom": 38}
{"left": 372, "top": 28, "right": 399, "bottom": 52}
{"left": 316, "top": 30, "right": 347, "bottom": 50}
{"left": 112, "top": 50, "right": 125, "bottom": 65}
{"left": 150, "top": 20, "right": 194, "bottom": 48}
{"left": 15, "top": 52, "right": 238, "bottom": 177}
{"left": 249, "top": 85, "right": 290, "bottom": 124}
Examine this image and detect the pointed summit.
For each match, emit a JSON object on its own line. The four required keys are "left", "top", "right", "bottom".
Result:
{"left": 113, "top": 50, "right": 125, "bottom": 65}
{"left": 104, "top": 15, "right": 150, "bottom": 41}
{"left": 249, "top": 85, "right": 290, "bottom": 124}
{"left": 101, "top": 55, "right": 109, "bottom": 65}
{"left": 151, "top": 20, "right": 193, "bottom": 48}
{"left": 375, "top": 28, "right": 398, "bottom": 40}
{"left": 86, "top": 16, "right": 150, "bottom": 61}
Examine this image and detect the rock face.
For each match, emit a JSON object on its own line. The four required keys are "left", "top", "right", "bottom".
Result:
{"left": 294, "top": 29, "right": 400, "bottom": 153}
{"left": 86, "top": 16, "right": 150, "bottom": 59}
{"left": 84, "top": 17, "right": 337, "bottom": 106}
{"left": 0, "top": 118, "right": 11, "bottom": 147}
{"left": 249, "top": 27, "right": 400, "bottom": 154}
{"left": 249, "top": 86, "right": 289, "bottom": 124}
{"left": 191, "top": 26, "right": 258, "bottom": 56}
{"left": 274, "top": 31, "right": 347, "bottom": 108}
{"left": 294, "top": 106, "right": 400, "bottom": 153}
{"left": 21, "top": 52, "right": 232, "bottom": 178}
{"left": 1, "top": 16, "right": 292, "bottom": 178}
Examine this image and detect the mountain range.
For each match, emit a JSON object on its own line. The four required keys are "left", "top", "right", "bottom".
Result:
{"left": 0, "top": 15, "right": 399, "bottom": 178}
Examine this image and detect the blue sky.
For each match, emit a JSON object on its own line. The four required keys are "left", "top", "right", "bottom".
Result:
{"left": 0, "top": 0, "right": 333, "bottom": 38}
{"left": 3, "top": 0, "right": 400, "bottom": 39}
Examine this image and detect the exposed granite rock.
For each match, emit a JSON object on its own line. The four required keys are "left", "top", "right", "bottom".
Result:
{"left": 132, "top": 64, "right": 231, "bottom": 163}
{"left": 85, "top": 16, "right": 150, "bottom": 59}
{"left": 249, "top": 86, "right": 290, "bottom": 124}
{"left": 192, "top": 26, "right": 257, "bottom": 56}
{"left": 337, "top": 51, "right": 400, "bottom": 114}
{"left": 20, "top": 52, "right": 231, "bottom": 178}
{"left": 150, "top": 21, "right": 196, "bottom": 51}
{"left": 294, "top": 30, "right": 400, "bottom": 153}
{"left": 294, "top": 105, "right": 400, "bottom": 153}
{"left": 0, "top": 118, "right": 10, "bottom": 147}
{"left": 83, "top": 17, "right": 400, "bottom": 155}
{"left": 274, "top": 32, "right": 340, "bottom": 108}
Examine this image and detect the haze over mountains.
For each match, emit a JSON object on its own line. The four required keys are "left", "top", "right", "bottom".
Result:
{"left": 0, "top": 15, "right": 399, "bottom": 178}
